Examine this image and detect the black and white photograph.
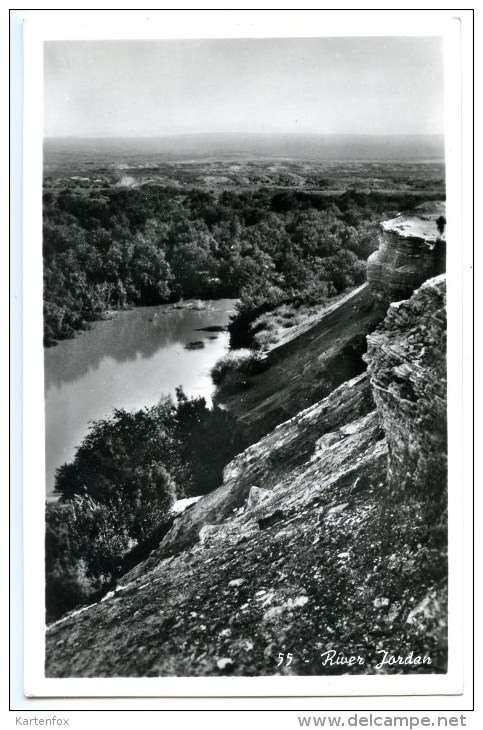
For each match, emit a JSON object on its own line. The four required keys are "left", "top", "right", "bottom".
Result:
{"left": 17, "top": 9, "right": 471, "bottom": 699}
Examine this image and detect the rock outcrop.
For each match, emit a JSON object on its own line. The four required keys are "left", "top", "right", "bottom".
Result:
{"left": 367, "top": 202, "right": 446, "bottom": 304}
{"left": 365, "top": 275, "right": 447, "bottom": 496}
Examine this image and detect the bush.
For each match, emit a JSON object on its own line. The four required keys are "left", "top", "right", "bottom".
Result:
{"left": 174, "top": 388, "right": 238, "bottom": 497}
{"left": 228, "top": 286, "right": 288, "bottom": 349}
{"left": 211, "top": 351, "right": 267, "bottom": 394}
{"left": 45, "top": 495, "right": 136, "bottom": 620}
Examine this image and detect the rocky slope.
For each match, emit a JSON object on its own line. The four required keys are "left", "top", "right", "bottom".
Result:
{"left": 219, "top": 284, "right": 385, "bottom": 447}
{"left": 45, "top": 278, "right": 447, "bottom": 676}
{"left": 157, "top": 372, "right": 376, "bottom": 559}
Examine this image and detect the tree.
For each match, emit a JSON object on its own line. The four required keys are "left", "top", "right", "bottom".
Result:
{"left": 168, "top": 222, "right": 219, "bottom": 297}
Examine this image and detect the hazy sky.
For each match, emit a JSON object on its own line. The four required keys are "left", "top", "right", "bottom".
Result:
{"left": 44, "top": 37, "right": 444, "bottom": 138}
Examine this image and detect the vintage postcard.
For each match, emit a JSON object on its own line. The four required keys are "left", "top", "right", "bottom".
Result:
{"left": 20, "top": 9, "right": 472, "bottom": 699}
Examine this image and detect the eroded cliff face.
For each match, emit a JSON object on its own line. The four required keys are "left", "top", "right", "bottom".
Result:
{"left": 367, "top": 202, "right": 446, "bottom": 304}
{"left": 365, "top": 275, "right": 447, "bottom": 497}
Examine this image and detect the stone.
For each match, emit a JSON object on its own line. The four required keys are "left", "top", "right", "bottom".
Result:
{"left": 228, "top": 578, "right": 245, "bottom": 588}
{"left": 198, "top": 524, "right": 222, "bottom": 544}
{"left": 247, "top": 485, "right": 270, "bottom": 508}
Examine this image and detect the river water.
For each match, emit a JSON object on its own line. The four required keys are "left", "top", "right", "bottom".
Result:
{"left": 44, "top": 299, "right": 236, "bottom": 497}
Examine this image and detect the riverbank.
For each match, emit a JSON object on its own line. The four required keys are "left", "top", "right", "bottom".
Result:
{"left": 44, "top": 299, "right": 237, "bottom": 497}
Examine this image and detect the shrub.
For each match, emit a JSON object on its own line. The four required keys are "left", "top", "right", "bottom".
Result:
{"left": 45, "top": 495, "right": 135, "bottom": 621}
{"left": 211, "top": 351, "right": 267, "bottom": 394}
{"left": 228, "top": 286, "right": 287, "bottom": 349}
{"left": 254, "top": 329, "right": 280, "bottom": 351}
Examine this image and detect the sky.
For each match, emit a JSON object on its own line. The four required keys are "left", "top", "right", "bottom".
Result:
{"left": 43, "top": 37, "right": 445, "bottom": 138}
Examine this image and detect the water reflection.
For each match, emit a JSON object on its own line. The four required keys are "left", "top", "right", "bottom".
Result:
{"left": 44, "top": 301, "right": 235, "bottom": 390}
{"left": 44, "top": 299, "right": 236, "bottom": 495}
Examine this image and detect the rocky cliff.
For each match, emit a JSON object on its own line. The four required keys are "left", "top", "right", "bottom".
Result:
{"left": 45, "top": 208, "right": 447, "bottom": 678}
{"left": 366, "top": 275, "right": 447, "bottom": 497}
{"left": 367, "top": 201, "right": 446, "bottom": 304}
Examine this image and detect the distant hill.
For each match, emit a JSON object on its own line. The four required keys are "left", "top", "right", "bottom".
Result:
{"left": 44, "top": 133, "right": 445, "bottom": 165}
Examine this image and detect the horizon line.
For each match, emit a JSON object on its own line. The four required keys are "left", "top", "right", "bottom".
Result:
{"left": 44, "top": 131, "right": 445, "bottom": 140}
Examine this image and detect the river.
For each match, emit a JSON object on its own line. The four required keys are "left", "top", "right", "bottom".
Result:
{"left": 44, "top": 299, "right": 236, "bottom": 498}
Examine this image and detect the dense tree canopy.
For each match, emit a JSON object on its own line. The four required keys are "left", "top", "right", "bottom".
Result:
{"left": 42, "top": 184, "right": 424, "bottom": 346}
